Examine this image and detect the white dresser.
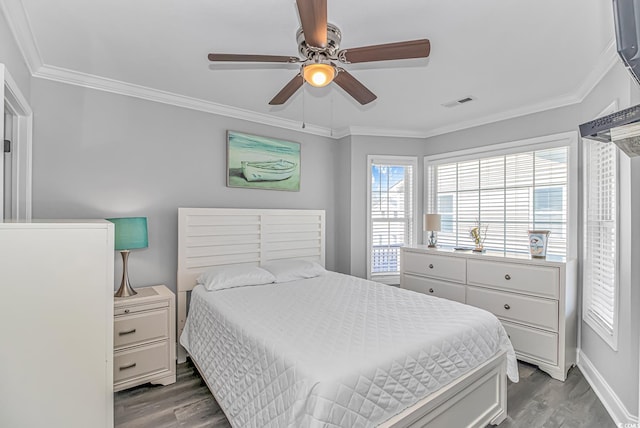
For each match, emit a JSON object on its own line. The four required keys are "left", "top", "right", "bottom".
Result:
{"left": 0, "top": 221, "right": 114, "bottom": 428}
{"left": 400, "top": 246, "right": 577, "bottom": 381}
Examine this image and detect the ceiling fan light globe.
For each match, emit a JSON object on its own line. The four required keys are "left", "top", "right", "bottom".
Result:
{"left": 311, "top": 72, "right": 328, "bottom": 86}
{"left": 303, "top": 63, "right": 335, "bottom": 88}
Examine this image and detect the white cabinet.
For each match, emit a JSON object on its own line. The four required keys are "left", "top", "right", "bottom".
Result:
{"left": 114, "top": 285, "right": 176, "bottom": 392}
{"left": 400, "top": 246, "right": 577, "bottom": 381}
{"left": 0, "top": 221, "right": 114, "bottom": 428}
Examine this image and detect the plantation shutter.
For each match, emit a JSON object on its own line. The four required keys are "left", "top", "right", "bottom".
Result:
{"left": 583, "top": 139, "right": 618, "bottom": 336}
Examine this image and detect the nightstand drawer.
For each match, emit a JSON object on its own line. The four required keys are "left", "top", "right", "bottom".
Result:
{"left": 467, "top": 259, "right": 559, "bottom": 299}
{"left": 114, "top": 308, "right": 169, "bottom": 349}
{"left": 114, "top": 341, "right": 170, "bottom": 384}
{"left": 467, "top": 286, "right": 558, "bottom": 331}
{"left": 401, "top": 274, "right": 465, "bottom": 303}
{"left": 502, "top": 320, "right": 558, "bottom": 365}
{"left": 402, "top": 251, "right": 466, "bottom": 283}
{"left": 114, "top": 300, "right": 168, "bottom": 316}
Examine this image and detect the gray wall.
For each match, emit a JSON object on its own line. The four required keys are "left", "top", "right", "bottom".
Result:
{"left": 29, "top": 78, "right": 338, "bottom": 294}
{"left": 424, "top": 62, "right": 639, "bottom": 416}
{"left": 578, "top": 65, "right": 640, "bottom": 418}
{"left": 5, "top": 2, "right": 639, "bottom": 415}
{"left": 346, "top": 135, "right": 427, "bottom": 279}
{"left": 334, "top": 135, "right": 352, "bottom": 274}
{"left": 0, "top": 8, "right": 31, "bottom": 99}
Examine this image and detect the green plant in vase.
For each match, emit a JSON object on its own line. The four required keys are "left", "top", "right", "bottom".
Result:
{"left": 470, "top": 220, "right": 488, "bottom": 252}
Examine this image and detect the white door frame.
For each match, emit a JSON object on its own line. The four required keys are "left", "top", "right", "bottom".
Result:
{"left": 1, "top": 64, "right": 32, "bottom": 221}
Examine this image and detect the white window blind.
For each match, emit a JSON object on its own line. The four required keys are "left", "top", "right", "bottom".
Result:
{"left": 583, "top": 139, "right": 618, "bottom": 347}
{"left": 428, "top": 146, "right": 568, "bottom": 256}
{"left": 368, "top": 156, "right": 417, "bottom": 282}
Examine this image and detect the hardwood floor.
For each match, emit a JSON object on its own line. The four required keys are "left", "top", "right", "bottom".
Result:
{"left": 114, "top": 360, "right": 615, "bottom": 427}
{"left": 114, "top": 361, "right": 230, "bottom": 428}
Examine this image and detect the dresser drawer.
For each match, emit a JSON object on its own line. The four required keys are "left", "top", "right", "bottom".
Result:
{"left": 467, "top": 259, "right": 559, "bottom": 299}
{"left": 114, "top": 341, "right": 170, "bottom": 384}
{"left": 502, "top": 320, "right": 558, "bottom": 365}
{"left": 401, "top": 274, "right": 466, "bottom": 303}
{"left": 402, "top": 251, "right": 466, "bottom": 283}
{"left": 467, "top": 286, "right": 558, "bottom": 331}
{"left": 114, "top": 308, "right": 169, "bottom": 349}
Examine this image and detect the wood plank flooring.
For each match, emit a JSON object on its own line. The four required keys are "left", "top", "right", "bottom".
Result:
{"left": 114, "top": 360, "right": 615, "bottom": 427}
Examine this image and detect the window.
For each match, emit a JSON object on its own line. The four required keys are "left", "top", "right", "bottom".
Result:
{"left": 583, "top": 139, "right": 618, "bottom": 349}
{"left": 367, "top": 156, "right": 417, "bottom": 283}
{"left": 427, "top": 146, "right": 569, "bottom": 256}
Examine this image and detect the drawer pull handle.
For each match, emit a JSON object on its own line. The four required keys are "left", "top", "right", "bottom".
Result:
{"left": 504, "top": 274, "right": 511, "bottom": 280}
{"left": 504, "top": 303, "right": 511, "bottom": 310}
{"left": 428, "top": 288, "right": 434, "bottom": 293}
{"left": 118, "top": 329, "right": 137, "bottom": 336}
{"left": 119, "top": 363, "right": 137, "bottom": 371}
{"left": 124, "top": 309, "right": 130, "bottom": 314}
{"left": 428, "top": 264, "right": 434, "bottom": 269}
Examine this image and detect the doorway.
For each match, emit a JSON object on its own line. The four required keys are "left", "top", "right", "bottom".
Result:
{"left": 0, "top": 64, "right": 32, "bottom": 221}
{"left": 4, "top": 109, "right": 14, "bottom": 220}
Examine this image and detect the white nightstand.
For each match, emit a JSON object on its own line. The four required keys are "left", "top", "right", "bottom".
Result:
{"left": 113, "top": 285, "right": 176, "bottom": 392}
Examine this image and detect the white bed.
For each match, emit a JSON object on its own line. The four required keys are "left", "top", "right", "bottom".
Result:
{"left": 177, "top": 208, "right": 518, "bottom": 428}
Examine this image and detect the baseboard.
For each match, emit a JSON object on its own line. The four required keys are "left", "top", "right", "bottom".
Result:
{"left": 577, "top": 349, "right": 638, "bottom": 425}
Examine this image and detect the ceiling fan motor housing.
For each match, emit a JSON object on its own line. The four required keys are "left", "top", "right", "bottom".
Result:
{"left": 297, "top": 23, "right": 342, "bottom": 59}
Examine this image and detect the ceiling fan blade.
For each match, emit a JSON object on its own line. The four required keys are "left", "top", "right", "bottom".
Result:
{"left": 340, "top": 39, "right": 431, "bottom": 64}
{"left": 269, "top": 74, "right": 304, "bottom": 105}
{"left": 208, "top": 53, "right": 299, "bottom": 63}
{"left": 333, "top": 69, "right": 377, "bottom": 105}
{"left": 296, "top": 0, "right": 327, "bottom": 48}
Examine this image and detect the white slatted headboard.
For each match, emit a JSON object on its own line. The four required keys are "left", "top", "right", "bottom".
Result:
{"left": 176, "top": 208, "right": 325, "bottom": 361}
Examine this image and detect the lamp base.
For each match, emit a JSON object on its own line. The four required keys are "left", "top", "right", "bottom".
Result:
{"left": 115, "top": 250, "right": 138, "bottom": 297}
{"left": 427, "top": 231, "right": 438, "bottom": 248}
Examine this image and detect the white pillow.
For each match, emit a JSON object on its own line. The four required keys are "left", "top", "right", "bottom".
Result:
{"left": 197, "top": 265, "right": 275, "bottom": 291}
{"left": 261, "top": 259, "right": 326, "bottom": 283}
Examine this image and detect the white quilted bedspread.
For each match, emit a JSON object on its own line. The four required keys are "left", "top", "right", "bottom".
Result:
{"left": 180, "top": 272, "right": 518, "bottom": 428}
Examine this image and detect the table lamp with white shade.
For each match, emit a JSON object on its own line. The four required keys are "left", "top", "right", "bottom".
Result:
{"left": 424, "top": 214, "right": 441, "bottom": 248}
{"left": 107, "top": 217, "right": 148, "bottom": 297}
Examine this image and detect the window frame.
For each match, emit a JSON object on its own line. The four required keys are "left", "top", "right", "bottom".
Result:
{"left": 582, "top": 132, "right": 620, "bottom": 351}
{"left": 424, "top": 131, "right": 578, "bottom": 260}
{"left": 366, "top": 155, "right": 418, "bottom": 284}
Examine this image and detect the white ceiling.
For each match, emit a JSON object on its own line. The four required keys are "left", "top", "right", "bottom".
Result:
{"left": 3, "top": 0, "right": 618, "bottom": 138}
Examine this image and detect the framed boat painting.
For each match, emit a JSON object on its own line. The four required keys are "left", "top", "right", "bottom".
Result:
{"left": 227, "top": 131, "right": 301, "bottom": 191}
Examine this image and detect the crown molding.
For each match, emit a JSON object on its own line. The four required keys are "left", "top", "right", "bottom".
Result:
{"left": 0, "top": 0, "right": 42, "bottom": 74}
{"left": 575, "top": 38, "right": 620, "bottom": 102}
{"left": 1, "top": 0, "right": 621, "bottom": 141}
{"left": 422, "top": 39, "right": 619, "bottom": 139}
{"left": 347, "top": 125, "right": 427, "bottom": 139}
{"left": 34, "top": 64, "right": 336, "bottom": 138}
{"left": 32, "top": 39, "right": 617, "bottom": 141}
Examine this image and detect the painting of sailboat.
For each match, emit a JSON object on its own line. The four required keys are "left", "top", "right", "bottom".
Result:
{"left": 227, "top": 131, "right": 301, "bottom": 191}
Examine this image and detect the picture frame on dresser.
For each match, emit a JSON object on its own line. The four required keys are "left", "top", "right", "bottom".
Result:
{"left": 400, "top": 245, "right": 577, "bottom": 381}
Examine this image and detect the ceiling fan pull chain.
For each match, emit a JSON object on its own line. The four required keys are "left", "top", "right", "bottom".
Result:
{"left": 330, "top": 92, "right": 334, "bottom": 137}
{"left": 302, "top": 85, "right": 306, "bottom": 129}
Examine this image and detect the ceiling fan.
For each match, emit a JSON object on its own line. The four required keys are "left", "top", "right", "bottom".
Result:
{"left": 207, "top": 0, "right": 431, "bottom": 106}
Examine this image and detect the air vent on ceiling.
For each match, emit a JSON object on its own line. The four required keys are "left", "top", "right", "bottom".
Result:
{"left": 442, "top": 96, "right": 476, "bottom": 108}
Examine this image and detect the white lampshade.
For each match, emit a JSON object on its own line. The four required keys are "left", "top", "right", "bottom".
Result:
{"left": 424, "top": 214, "right": 442, "bottom": 232}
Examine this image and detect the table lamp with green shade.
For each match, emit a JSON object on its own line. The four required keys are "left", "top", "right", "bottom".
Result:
{"left": 107, "top": 217, "right": 148, "bottom": 297}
